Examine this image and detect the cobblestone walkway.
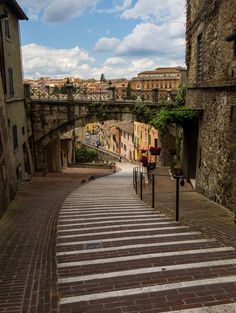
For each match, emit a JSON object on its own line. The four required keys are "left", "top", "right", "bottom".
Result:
{"left": 57, "top": 164, "right": 236, "bottom": 313}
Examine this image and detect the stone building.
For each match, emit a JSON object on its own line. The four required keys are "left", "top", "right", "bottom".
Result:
{"left": 1, "top": 0, "right": 33, "bottom": 179}
{"left": 185, "top": 0, "right": 236, "bottom": 211}
{"left": 0, "top": 72, "right": 16, "bottom": 216}
{"left": 130, "top": 67, "right": 186, "bottom": 101}
{"left": 0, "top": 0, "right": 33, "bottom": 214}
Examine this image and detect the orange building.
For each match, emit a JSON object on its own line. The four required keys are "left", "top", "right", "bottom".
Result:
{"left": 130, "top": 67, "right": 186, "bottom": 100}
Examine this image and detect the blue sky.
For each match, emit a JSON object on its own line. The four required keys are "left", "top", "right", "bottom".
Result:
{"left": 18, "top": 0, "right": 186, "bottom": 80}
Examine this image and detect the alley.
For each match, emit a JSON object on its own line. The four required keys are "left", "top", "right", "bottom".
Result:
{"left": 57, "top": 164, "right": 236, "bottom": 313}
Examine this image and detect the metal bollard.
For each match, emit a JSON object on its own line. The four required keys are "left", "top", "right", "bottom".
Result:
{"left": 140, "top": 172, "right": 143, "bottom": 200}
{"left": 176, "top": 177, "right": 180, "bottom": 222}
{"left": 152, "top": 174, "right": 155, "bottom": 208}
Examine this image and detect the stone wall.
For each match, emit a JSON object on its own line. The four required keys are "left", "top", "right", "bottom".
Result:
{"left": 186, "top": 0, "right": 236, "bottom": 211}
{"left": 0, "top": 79, "right": 17, "bottom": 216}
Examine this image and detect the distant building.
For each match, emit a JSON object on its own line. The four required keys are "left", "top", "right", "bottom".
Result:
{"left": 130, "top": 67, "right": 186, "bottom": 101}
{"left": 119, "top": 122, "right": 134, "bottom": 161}
{"left": 185, "top": 0, "right": 236, "bottom": 211}
{"left": 134, "top": 122, "right": 159, "bottom": 162}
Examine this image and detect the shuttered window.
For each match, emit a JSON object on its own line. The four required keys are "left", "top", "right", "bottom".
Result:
{"left": 197, "top": 33, "right": 203, "bottom": 81}
{"left": 8, "top": 67, "right": 14, "bottom": 96}
{"left": 12, "top": 125, "right": 18, "bottom": 150}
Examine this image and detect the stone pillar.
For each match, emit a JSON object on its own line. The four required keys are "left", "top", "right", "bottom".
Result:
{"left": 66, "top": 84, "right": 74, "bottom": 101}
{"left": 108, "top": 86, "right": 116, "bottom": 101}
{"left": 24, "top": 83, "right": 31, "bottom": 99}
{"left": 46, "top": 135, "right": 62, "bottom": 173}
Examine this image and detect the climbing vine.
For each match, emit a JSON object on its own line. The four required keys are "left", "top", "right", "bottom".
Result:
{"left": 88, "top": 102, "right": 108, "bottom": 121}
{"left": 150, "top": 106, "right": 198, "bottom": 132}
{"left": 133, "top": 101, "right": 154, "bottom": 123}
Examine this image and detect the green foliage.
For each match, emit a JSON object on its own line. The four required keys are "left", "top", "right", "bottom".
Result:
{"left": 88, "top": 102, "right": 108, "bottom": 121}
{"left": 75, "top": 148, "right": 98, "bottom": 163}
{"left": 150, "top": 107, "right": 197, "bottom": 132}
{"left": 125, "top": 82, "right": 133, "bottom": 99}
{"left": 133, "top": 101, "right": 154, "bottom": 123}
{"left": 175, "top": 84, "right": 187, "bottom": 106}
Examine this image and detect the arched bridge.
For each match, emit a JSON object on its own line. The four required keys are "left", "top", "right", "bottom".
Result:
{"left": 25, "top": 84, "right": 162, "bottom": 172}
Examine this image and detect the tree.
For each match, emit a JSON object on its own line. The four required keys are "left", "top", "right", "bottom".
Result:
{"left": 175, "top": 84, "right": 186, "bottom": 106}
{"left": 100, "top": 73, "right": 106, "bottom": 82}
{"left": 125, "top": 82, "right": 132, "bottom": 99}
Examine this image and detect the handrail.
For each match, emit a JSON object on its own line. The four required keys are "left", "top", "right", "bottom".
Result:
{"left": 133, "top": 167, "right": 185, "bottom": 222}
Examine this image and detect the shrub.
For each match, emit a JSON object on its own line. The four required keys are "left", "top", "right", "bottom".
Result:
{"left": 75, "top": 148, "right": 98, "bottom": 163}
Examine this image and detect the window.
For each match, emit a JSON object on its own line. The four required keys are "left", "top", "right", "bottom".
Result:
{"left": 197, "top": 33, "right": 203, "bottom": 81}
{"left": 124, "top": 144, "right": 127, "bottom": 151}
{"left": 22, "top": 127, "right": 25, "bottom": 135}
{"left": 0, "top": 132, "right": 3, "bottom": 157}
{"left": 12, "top": 125, "right": 18, "bottom": 150}
{"left": 8, "top": 67, "right": 14, "bottom": 96}
{"left": 4, "top": 18, "right": 10, "bottom": 38}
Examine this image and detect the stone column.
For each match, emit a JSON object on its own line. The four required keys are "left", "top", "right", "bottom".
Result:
{"left": 24, "top": 83, "right": 31, "bottom": 99}
{"left": 108, "top": 86, "right": 116, "bottom": 101}
{"left": 66, "top": 84, "right": 74, "bottom": 101}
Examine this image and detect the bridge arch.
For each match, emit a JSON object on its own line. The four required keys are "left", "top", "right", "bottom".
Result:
{"left": 29, "top": 99, "right": 159, "bottom": 172}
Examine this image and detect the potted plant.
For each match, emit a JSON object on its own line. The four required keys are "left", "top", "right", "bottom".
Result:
{"left": 140, "top": 155, "right": 148, "bottom": 167}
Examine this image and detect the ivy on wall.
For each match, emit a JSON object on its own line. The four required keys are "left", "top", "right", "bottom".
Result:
{"left": 88, "top": 102, "right": 108, "bottom": 121}
{"left": 150, "top": 106, "right": 197, "bottom": 132}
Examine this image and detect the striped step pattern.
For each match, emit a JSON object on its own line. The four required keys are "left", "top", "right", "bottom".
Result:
{"left": 57, "top": 166, "right": 236, "bottom": 313}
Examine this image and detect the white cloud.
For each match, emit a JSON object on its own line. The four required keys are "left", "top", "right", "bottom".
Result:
{"left": 43, "top": 0, "right": 100, "bottom": 22}
{"left": 99, "top": 0, "right": 132, "bottom": 13}
{"left": 22, "top": 43, "right": 94, "bottom": 78}
{"left": 94, "top": 37, "right": 121, "bottom": 52}
{"left": 22, "top": 42, "right": 169, "bottom": 80}
{"left": 104, "top": 57, "right": 126, "bottom": 65}
{"left": 96, "top": 22, "right": 185, "bottom": 60}
{"left": 121, "top": 0, "right": 185, "bottom": 23}
{"left": 18, "top": 0, "right": 100, "bottom": 22}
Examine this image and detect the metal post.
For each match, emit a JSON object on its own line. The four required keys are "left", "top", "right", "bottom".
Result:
{"left": 176, "top": 177, "right": 180, "bottom": 222}
{"left": 133, "top": 169, "right": 135, "bottom": 188}
{"left": 140, "top": 172, "right": 143, "bottom": 200}
{"left": 152, "top": 174, "right": 155, "bottom": 208}
{"left": 135, "top": 170, "right": 138, "bottom": 194}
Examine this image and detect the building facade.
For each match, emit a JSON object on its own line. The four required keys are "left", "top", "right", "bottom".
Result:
{"left": 185, "top": 0, "right": 236, "bottom": 211}
{"left": 0, "top": 71, "right": 16, "bottom": 216}
{"left": 134, "top": 122, "right": 159, "bottom": 162}
{"left": 130, "top": 67, "right": 186, "bottom": 101}
{"left": 2, "top": 0, "right": 33, "bottom": 181}
{"left": 0, "top": 0, "right": 33, "bottom": 214}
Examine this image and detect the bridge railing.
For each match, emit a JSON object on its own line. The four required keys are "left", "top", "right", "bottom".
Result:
{"left": 25, "top": 84, "right": 159, "bottom": 103}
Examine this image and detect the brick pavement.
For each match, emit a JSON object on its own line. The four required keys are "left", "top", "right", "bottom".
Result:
{"left": 0, "top": 168, "right": 113, "bottom": 313}
{"left": 141, "top": 167, "right": 236, "bottom": 248}
{"left": 56, "top": 164, "right": 236, "bottom": 313}
{"left": 1, "top": 164, "right": 236, "bottom": 313}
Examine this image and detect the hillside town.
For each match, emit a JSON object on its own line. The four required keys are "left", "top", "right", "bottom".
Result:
{"left": 1, "top": 0, "right": 236, "bottom": 312}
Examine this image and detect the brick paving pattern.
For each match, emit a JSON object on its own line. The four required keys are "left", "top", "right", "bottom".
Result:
{"left": 1, "top": 163, "right": 236, "bottom": 313}
{"left": 56, "top": 164, "right": 236, "bottom": 313}
{"left": 0, "top": 169, "right": 113, "bottom": 313}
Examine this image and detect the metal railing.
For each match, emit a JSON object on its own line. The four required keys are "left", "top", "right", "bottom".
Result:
{"left": 25, "top": 84, "right": 158, "bottom": 103}
{"left": 133, "top": 166, "right": 186, "bottom": 222}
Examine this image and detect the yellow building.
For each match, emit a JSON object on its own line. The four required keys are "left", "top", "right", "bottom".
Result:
{"left": 134, "top": 122, "right": 159, "bottom": 162}
{"left": 130, "top": 67, "right": 186, "bottom": 100}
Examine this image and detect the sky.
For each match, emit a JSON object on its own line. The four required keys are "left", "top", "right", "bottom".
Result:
{"left": 17, "top": 0, "right": 186, "bottom": 80}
